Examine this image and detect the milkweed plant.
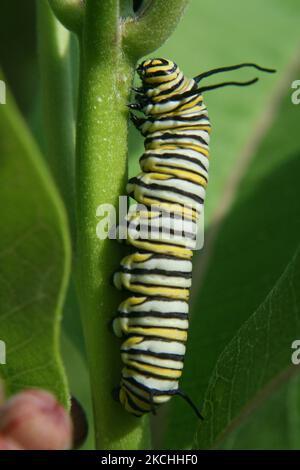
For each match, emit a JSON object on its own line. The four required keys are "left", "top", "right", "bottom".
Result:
{"left": 1, "top": 0, "right": 300, "bottom": 452}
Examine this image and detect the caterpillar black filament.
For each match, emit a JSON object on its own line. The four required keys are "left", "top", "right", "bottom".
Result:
{"left": 112, "top": 58, "right": 275, "bottom": 418}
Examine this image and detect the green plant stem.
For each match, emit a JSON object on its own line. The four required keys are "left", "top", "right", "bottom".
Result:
{"left": 76, "top": 0, "right": 149, "bottom": 450}
{"left": 74, "top": 0, "right": 189, "bottom": 450}
{"left": 37, "top": 0, "right": 76, "bottom": 235}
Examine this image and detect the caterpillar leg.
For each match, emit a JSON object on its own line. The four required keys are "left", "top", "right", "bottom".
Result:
{"left": 112, "top": 386, "right": 121, "bottom": 402}
{"left": 131, "top": 86, "right": 144, "bottom": 94}
{"left": 129, "top": 112, "right": 146, "bottom": 131}
{"left": 128, "top": 102, "right": 142, "bottom": 111}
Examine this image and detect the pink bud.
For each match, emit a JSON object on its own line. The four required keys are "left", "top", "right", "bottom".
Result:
{"left": 0, "top": 433, "right": 23, "bottom": 450}
{"left": 0, "top": 389, "right": 73, "bottom": 450}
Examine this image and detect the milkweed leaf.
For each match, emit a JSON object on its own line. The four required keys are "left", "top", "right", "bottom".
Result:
{"left": 195, "top": 245, "right": 300, "bottom": 449}
{"left": 0, "top": 77, "right": 71, "bottom": 406}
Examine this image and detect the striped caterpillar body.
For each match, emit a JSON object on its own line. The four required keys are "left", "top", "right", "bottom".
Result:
{"left": 112, "top": 58, "right": 275, "bottom": 418}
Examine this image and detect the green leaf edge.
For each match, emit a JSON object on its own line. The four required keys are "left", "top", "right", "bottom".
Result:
{"left": 0, "top": 75, "right": 71, "bottom": 409}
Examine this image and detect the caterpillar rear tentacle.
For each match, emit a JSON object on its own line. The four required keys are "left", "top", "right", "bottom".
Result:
{"left": 112, "top": 57, "right": 275, "bottom": 419}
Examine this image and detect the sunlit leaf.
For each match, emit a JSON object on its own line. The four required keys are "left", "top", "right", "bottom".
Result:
{"left": 195, "top": 245, "right": 300, "bottom": 448}
{"left": 0, "top": 78, "right": 71, "bottom": 406}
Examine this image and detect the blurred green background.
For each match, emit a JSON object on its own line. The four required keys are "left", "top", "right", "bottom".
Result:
{"left": 1, "top": 0, "right": 300, "bottom": 450}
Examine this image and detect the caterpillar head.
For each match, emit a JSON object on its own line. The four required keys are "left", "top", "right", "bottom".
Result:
{"left": 137, "top": 58, "right": 178, "bottom": 86}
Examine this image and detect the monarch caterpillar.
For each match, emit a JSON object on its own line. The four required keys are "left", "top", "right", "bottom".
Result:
{"left": 112, "top": 58, "right": 275, "bottom": 418}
